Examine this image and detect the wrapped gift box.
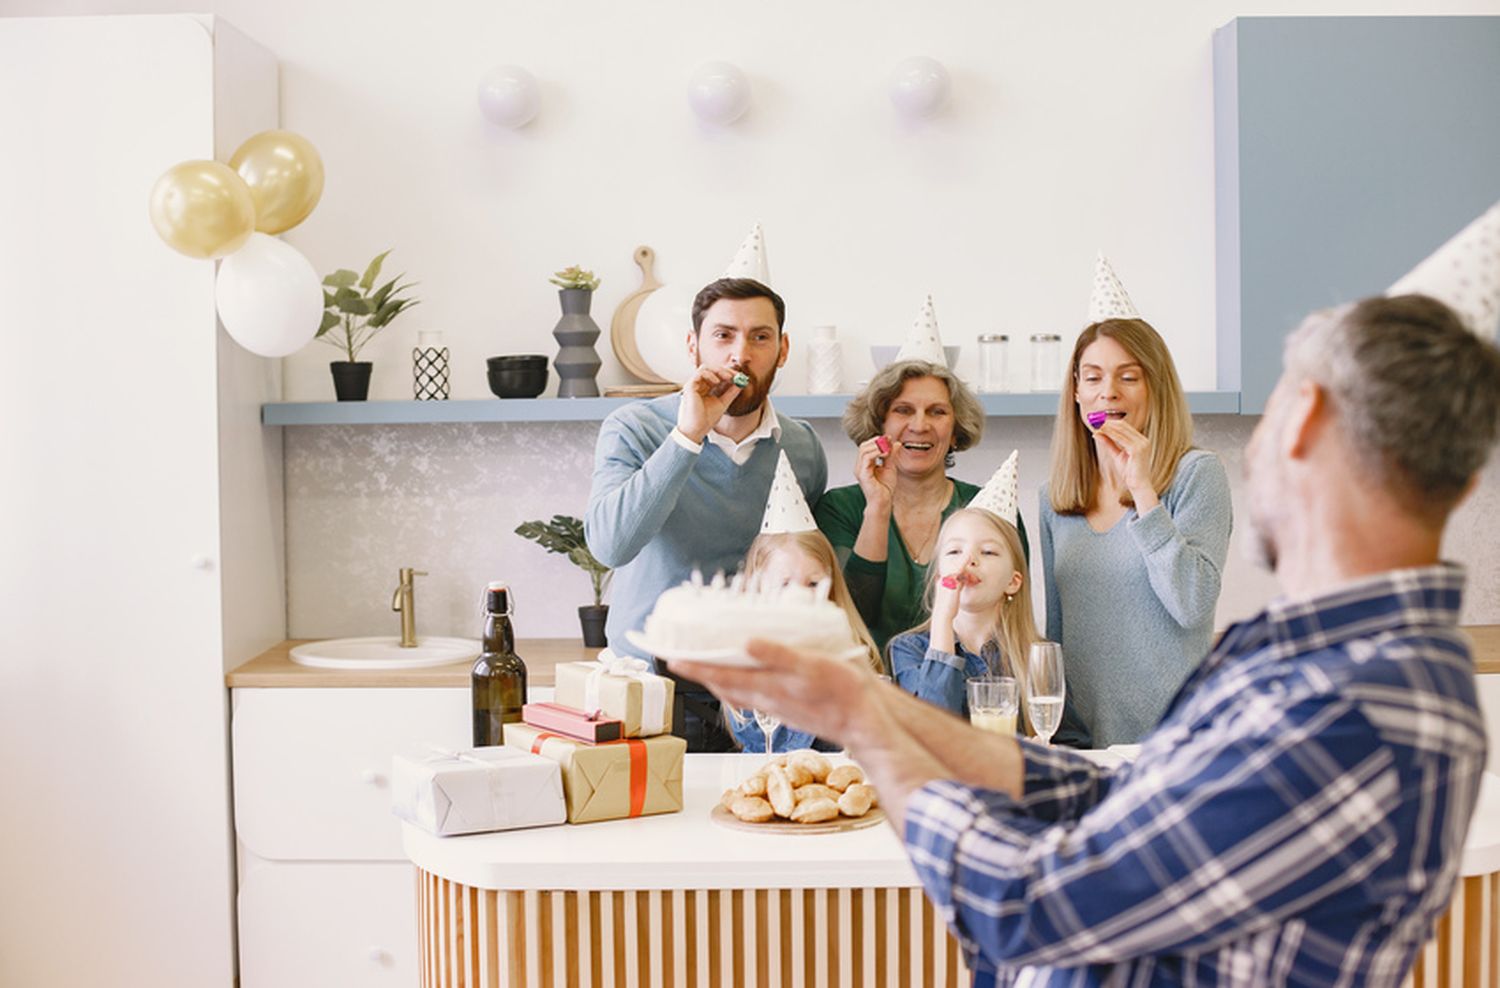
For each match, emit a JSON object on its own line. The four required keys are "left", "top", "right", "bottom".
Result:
{"left": 522, "top": 701, "right": 623, "bottom": 743}
{"left": 504, "top": 722, "right": 686, "bottom": 824}
{"left": 391, "top": 745, "right": 566, "bottom": 836}
{"left": 554, "top": 653, "right": 674, "bottom": 738}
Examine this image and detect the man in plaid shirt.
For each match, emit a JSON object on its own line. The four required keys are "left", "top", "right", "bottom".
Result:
{"left": 676, "top": 293, "right": 1500, "bottom": 985}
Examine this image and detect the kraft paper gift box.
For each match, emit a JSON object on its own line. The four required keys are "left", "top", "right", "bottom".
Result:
{"left": 554, "top": 652, "right": 674, "bottom": 738}
{"left": 391, "top": 745, "right": 566, "bottom": 836}
{"left": 504, "top": 722, "right": 686, "bottom": 824}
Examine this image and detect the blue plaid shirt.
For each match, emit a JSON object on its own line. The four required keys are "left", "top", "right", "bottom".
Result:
{"left": 904, "top": 565, "right": 1487, "bottom": 986}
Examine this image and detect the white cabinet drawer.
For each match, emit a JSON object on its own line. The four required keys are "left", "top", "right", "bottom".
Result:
{"left": 233, "top": 688, "right": 469, "bottom": 860}
{"left": 238, "top": 859, "right": 417, "bottom": 988}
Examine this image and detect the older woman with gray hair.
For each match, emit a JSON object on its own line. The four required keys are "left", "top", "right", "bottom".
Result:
{"left": 814, "top": 361, "right": 1028, "bottom": 654}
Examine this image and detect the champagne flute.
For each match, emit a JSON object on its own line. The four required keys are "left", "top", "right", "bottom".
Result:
{"left": 1026, "top": 642, "right": 1065, "bottom": 745}
{"left": 752, "top": 708, "right": 780, "bottom": 755}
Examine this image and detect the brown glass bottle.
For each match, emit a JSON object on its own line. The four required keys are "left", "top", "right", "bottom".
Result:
{"left": 471, "top": 582, "right": 527, "bottom": 746}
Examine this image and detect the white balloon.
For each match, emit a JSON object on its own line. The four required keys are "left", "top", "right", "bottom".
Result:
{"left": 687, "top": 62, "right": 751, "bottom": 125}
{"left": 215, "top": 233, "right": 323, "bottom": 358}
{"left": 888, "top": 56, "right": 951, "bottom": 119}
{"left": 633, "top": 283, "right": 699, "bottom": 386}
{"left": 477, "top": 65, "right": 540, "bottom": 128}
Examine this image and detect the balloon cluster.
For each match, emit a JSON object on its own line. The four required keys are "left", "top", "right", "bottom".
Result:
{"left": 148, "top": 130, "right": 326, "bottom": 357}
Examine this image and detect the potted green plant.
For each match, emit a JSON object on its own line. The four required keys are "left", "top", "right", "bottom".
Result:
{"left": 514, "top": 514, "right": 612, "bottom": 646}
{"left": 549, "top": 265, "right": 603, "bottom": 398}
{"left": 317, "top": 250, "right": 420, "bottom": 401}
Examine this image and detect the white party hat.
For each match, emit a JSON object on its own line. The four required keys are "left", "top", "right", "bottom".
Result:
{"left": 967, "top": 449, "right": 1020, "bottom": 526}
{"left": 760, "top": 450, "right": 817, "bottom": 534}
{"left": 1387, "top": 200, "right": 1500, "bottom": 340}
{"left": 1088, "top": 252, "right": 1141, "bottom": 323}
{"left": 722, "top": 222, "right": 772, "bottom": 286}
{"left": 894, "top": 294, "right": 946, "bottom": 365}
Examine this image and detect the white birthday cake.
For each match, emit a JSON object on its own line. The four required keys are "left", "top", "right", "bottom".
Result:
{"left": 640, "top": 574, "right": 858, "bottom": 658}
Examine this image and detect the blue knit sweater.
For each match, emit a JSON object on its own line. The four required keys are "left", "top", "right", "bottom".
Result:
{"left": 584, "top": 394, "right": 828, "bottom": 666}
{"left": 1038, "top": 448, "right": 1233, "bottom": 746}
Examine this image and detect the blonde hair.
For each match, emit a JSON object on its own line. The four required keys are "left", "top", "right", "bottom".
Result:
{"left": 1047, "top": 319, "right": 1195, "bottom": 514}
{"left": 743, "top": 531, "right": 885, "bottom": 674}
{"left": 842, "top": 361, "right": 985, "bottom": 454}
{"left": 900, "top": 508, "right": 1040, "bottom": 728}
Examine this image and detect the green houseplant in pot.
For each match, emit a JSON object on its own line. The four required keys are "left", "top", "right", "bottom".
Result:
{"left": 318, "top": 250, "right": 420, "bottom": 400}
{"left": 514, "top": 514, "right": 612, "bottom": 646}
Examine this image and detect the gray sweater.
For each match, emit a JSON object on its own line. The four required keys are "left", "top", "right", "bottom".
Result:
{"left": 584, "top": 394, "right": 827, "bottom": 665}
{"left": 1038, "top": 449, "right": 1232, "bottom": 746}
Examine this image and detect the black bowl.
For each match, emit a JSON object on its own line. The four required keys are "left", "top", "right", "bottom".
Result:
{"left": 488, "top": 365, "right": 548, "bottom": 399}
{"left": 487, "top": 354, "right": 549, "bottom": 372}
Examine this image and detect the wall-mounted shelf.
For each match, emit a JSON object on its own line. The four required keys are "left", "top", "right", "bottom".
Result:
{"left": 261, "top": 391, "right": 1241, "bottom": 426}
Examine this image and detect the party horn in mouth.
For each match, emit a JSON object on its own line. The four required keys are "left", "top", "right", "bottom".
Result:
{"left": 1087, "top": 410, "right": 1109, "bottom": 429}
{"left": 875, "top": 436, "right": 891, "bottom": 455}
{"left": 732, "top": 372, "right": 750, "bottom": 387}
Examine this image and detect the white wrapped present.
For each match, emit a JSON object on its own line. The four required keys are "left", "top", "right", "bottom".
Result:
{"left": 391, "top": 745, "right": 566, "bottom": 836}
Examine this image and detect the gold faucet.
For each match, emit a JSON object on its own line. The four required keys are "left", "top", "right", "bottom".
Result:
{"left": 391, "top": 568, "right": 428, "bottom": 647}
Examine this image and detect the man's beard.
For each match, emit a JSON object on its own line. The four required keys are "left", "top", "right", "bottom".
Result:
{"left": 725, "top": 365, "right": 775, "bottom": 417}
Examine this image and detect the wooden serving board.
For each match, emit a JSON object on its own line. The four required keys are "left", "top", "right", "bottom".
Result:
{"left": 609, "top": 245, "right": 672, "bottom": 385}
{"left": 709, "top": 804, "right": 887, "bottom": 835}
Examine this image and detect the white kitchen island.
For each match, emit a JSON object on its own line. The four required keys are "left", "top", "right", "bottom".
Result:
{"left": 404, "top": 754, "right": 1500, "bottom": 988}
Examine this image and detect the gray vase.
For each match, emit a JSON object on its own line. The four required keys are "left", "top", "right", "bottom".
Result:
{"left": 553, "top": 289, "right": 603, "bottom": 398}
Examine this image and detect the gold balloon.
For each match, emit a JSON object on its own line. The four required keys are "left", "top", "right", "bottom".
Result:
{"left": 229, "top": 129, "right": 326, "bottom": 234}
{"left": 148, "top": 160, "right": 257, "bottom": 260}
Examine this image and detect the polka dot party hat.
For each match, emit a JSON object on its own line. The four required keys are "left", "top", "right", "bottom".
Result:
{"left": 894, "top": 294, "right": 947, "bottom": 366}
{"left": 967, "top": 449, "right": 1020, "bottom": 526}
{"left": 760, "top": 450, "right": 817, "bottom": 534}
{"left": 1088, "top": 252, "right": 1142, "bottom": 323}
{"left": 1387, "top": 199, "right": 1500, "bottom": 340}
{"left": 721, "top": 222, "right": 772, "bottom": 286}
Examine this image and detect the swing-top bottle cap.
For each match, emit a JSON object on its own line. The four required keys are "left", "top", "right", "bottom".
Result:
{"left": 483, "top": 581, "right": 513, "bottom": 615}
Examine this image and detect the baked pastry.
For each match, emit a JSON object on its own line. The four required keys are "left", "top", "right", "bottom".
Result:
{"left": 793, "top": 783, "right": 839, "bottom": 805}
{"left": 838, "top": 783, "right": 877, "bottom": 818}
{"left": 765, "top": 765, "right": 797, "bottom": 818}
{"left": 730, "top": 796, "right": 776, "bottom": 823}
{"left": 826, "top": 764, "right": 864, "bottom": 792}
{"left": 787, "top": 750, "right": 831, "bottom": 782}
{"left": 790, "top": 797, "right": 840, "bottom": 824}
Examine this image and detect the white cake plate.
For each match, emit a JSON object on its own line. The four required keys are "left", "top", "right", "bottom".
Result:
{"left": 625, "top": 631, "right": 867, "bottom": 668}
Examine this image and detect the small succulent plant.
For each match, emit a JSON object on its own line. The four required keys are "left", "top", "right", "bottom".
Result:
{"left": 549, "top": 265, "right": 600, "bottom": 292}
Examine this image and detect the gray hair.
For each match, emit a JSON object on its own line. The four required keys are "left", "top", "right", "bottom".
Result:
{"left": 842, "top": 360, "right": 985, "bottom": 454}
{"left": 1282, "top": 294, "right": 1500, "bottom": 516}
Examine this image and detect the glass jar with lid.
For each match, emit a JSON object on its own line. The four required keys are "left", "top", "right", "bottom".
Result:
{"left": 977, "top": 334, "right": 1009, "bottom": 393}
{"left": 1030, "top": 333, "right": 1063, "bottom": 391}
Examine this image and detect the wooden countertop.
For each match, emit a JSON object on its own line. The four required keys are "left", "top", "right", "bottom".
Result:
{"left": 227, "top": 626, "right": 1498, "bottom": 688}
{"left": 225, "top": 639, "right": 601, "bottom": 688}
{"left": 1470, "top": 625, "right": 1499, "bottom": 676}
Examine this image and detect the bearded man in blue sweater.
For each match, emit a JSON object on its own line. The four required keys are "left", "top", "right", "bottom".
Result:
{"left": 585, "top": 277, "right": 827, "bottom": 751}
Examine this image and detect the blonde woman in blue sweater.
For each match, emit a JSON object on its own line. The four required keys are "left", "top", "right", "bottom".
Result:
{"left": 1039, "top": 316, "right": 1232, "bottom": 746}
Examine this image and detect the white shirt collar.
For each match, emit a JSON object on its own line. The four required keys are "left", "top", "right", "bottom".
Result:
{"left": 705, "top": 397, "right": 781, "bottom": 464}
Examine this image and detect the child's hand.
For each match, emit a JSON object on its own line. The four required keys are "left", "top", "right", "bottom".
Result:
{"left": 930, "top": 557, "right": 968, "bottom": 653}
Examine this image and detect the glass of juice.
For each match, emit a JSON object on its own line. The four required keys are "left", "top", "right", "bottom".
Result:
{"left": 966, "top": 675, "right": 1019, "bottom": 735}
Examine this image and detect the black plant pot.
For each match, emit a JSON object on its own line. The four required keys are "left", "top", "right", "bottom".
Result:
{"left": 330, "top": 361, "right": 373, "bottom": 401}
{"left": 578, "top": 604, "right": 609, "bottom": 648}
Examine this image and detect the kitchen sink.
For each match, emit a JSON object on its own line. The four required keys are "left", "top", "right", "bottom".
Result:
{"left": 289, "top": 636, "right": 481, "bottom": 670}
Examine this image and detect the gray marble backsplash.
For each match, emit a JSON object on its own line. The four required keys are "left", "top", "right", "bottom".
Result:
{"left": 285, "top": 414, "right": 1500, "bottom": 642}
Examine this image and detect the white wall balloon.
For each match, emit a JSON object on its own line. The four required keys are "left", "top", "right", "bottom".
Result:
{"left": 687, "top": 61, "right": 751, "bottom": 125}
{"left": 888, "top": 56, "right": 951, "bottom": 119}
{"left": 215, "top": 233, "right": 324, "bottom": 357}
{"left": 477, "top": 65, "right": 541, "bottom": 128}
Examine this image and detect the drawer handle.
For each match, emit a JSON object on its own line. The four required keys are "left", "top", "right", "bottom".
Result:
{"left": 359, "top": 769, "right": 387, "bottom": 787}
{"left": 368, "top": 946, "right": 392, "bottom": 966}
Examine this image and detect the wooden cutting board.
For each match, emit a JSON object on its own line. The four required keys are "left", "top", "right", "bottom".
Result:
{"left": 610, "top": 245, "right": 672, "bottom": 385}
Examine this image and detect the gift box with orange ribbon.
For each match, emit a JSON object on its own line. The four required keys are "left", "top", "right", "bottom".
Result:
{"left": 503, "top": 722, "right": 686, "bottom": 824}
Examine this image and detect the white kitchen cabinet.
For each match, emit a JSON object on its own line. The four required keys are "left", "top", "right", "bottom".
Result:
{"left": 0, "top": 16, "right": 282, "bottom": 988}
{"left": 231, "top": 685, "right": 553, "bottom": 987}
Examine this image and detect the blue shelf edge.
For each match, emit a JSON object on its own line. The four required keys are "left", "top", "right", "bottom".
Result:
{"left": 261, "top": 391, "right": 1241, "bottom": 426}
